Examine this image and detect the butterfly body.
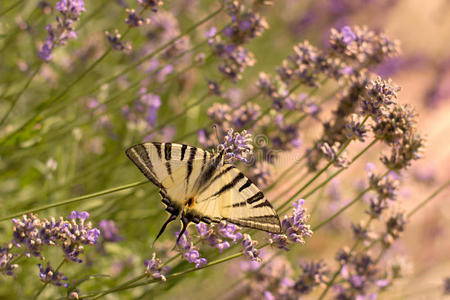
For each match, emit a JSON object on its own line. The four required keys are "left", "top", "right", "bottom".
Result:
{"left": 126, "top": 142, "right": 281, "bottom": 241}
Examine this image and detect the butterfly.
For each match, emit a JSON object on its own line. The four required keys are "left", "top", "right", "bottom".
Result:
{"left": 126, "top": 142, "right": 281, "bottom": 242}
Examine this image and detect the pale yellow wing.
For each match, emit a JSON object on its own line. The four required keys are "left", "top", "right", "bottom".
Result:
{"left": 192, "top": 164, "right": 281, "bottom": 233}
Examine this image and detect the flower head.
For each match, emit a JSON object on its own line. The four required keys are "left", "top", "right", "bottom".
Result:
{"left": 144, "top": 253, "right": 166, "bottom": 281}
{"left": 270, "top": 199, "right": 312, "bottom": 251}
{"left": 38, "top": 262, "right": 69, "bottom": 288}
{"left": 218, "top": 129, "right": 253, "bottom": 163}
{"left": 242, "top": 234, "right": 261, "bottom": 262}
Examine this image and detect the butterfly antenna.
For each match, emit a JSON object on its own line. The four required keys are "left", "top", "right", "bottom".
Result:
{"left": 176, "top": 215, "right": 190, "bottom": 243}
{"left": 152, "top": 213, "right": 177, "bottom": 247}
{"left": 212, "top": 124, "right": 221, "bottom": 144}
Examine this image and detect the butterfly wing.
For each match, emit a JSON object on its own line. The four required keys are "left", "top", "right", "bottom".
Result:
{"left": 125, "top": 142, "right": 210, "bottom": 191}
{"left": 126, "top": 142, "right": 211, "bottom": 206}
{"left": 192, "top": 164, "right": 281, "bottom": 233}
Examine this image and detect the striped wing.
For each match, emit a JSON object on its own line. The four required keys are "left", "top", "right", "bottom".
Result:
{"left": 125, "top": 142, "right": 211, "bottom": 196}
{"left": 193, "top": 165, "right": 281, "bottom": 233}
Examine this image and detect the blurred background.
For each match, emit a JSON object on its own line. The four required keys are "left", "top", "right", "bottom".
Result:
{"left": 0, "top": 0, "right": 449, "bottom": 299}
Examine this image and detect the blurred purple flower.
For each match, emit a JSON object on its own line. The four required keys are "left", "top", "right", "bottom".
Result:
{"left": 0, "top": 245, "right": 19, "bottom": 276}
{"left": 98, "top": 220, "right": 123, "bottom": 242}
{"left": 341, "top": 26, "right": 356, "bottom": 44}
{"left": 38, "top": 0, "right": 86, "bottom": 61}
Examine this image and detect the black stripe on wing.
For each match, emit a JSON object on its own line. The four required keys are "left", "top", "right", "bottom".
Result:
{"left": 164, "top": 143, "right": 173, "bottom": 177}
{"left": 246, "top": 191, "right": 264, "bottom": 204}
{"left": 186, "top": 146, "right": 197, "bottom": 186}
{"left": 125, "top": 144, "right": 163, "bottom": 190}
{"left": 212, "top": 172, "right": 245, "bottom": 197}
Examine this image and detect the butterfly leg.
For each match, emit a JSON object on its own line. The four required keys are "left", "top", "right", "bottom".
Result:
{"left": 153, "top": 203, "right": 179, "bottom": 245}
{"left": 176, "top": 213, "right": 190, "bottom": 243}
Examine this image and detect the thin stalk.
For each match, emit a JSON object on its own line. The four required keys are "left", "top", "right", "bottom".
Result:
{"left": 277, "top": 116, "right": 371, "bottom": 213}
{"left": 303, "top": 138, "right": 379, "bottom": 200}
{"left": 0, "top": 63, "right": 42, "bottom": 127}
{"left": 0, "top": 180, "right": 148, "bottom": 222}
{"left": 265, "top": 157, "right": 305, "bottom": 193}
{"left": 407, "top": 180, "right": 450, "bottom": 218}
{"left": 0, "top": 0, "right": 22, "bottom": 17}
{"left": 93, "top": 6, "right": 223, "bottom": 91}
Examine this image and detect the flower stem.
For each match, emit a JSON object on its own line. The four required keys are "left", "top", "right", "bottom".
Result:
{"left": 0, "top": 62, "right": 42, "bottom": 127}
{"left": 407, "top": 180, "right": 450, "bottom": 218}
{"left": 0, "top": 180, "right": 148, "bottom": 222}
{"left": 0, "top": 0, "right": 22, "bottom": 17}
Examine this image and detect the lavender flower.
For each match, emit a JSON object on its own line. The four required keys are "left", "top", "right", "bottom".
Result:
{"left": 55, "top": 0, "right": 85, "bottom": 19}
{"left": 63, "top": 211, "right": 101, "bottom": 262}
{"left": 0, "top": 244, "right": 19, "bottom": 276}
{"left": 218, "top": 129, "right": 253, "bottom": 164}
{"left": 329, "top": 25, "right": 400, "bottom": 65}
{"left": 137, "top": 0, "right": 163, "bottom": 12}
{"left": 345, "top": 114, "right": 368, "bottom": 142}
{"left": 242, "top": 234, "right": 261, "bottom": 262}
{"left": 334, "top": 251, "right": 388, "bottom": 299}
{"left": 125, "top": 8, "right": 150, "bottom": 27}
{"left": 122, "top": 89, "right": 162, "bottom": 135}
{"left": 293, "top": 261, "right": 329, "bottom": 294}
{"left": 320, "top": 142, "right": 349, "bottom": 168}
{"left": 38, "top": 0, "right": 86, "bottom": 61}
{"left": 218, "top": 222, "right": 242, "bottom": 243}
{"left": 361, "top": 76, "right": 400, "bottom": 117}
{"left": 382, "top": 211, "right": 407, "bottom": 247}
{"left": 276, "top": 41, "right": 322, "bottom": 87}
{"left": 196, "top": 223, "right": 230, "bottom": 253}
{"left": 144, "top": 253, "right": 166, "bottom": 281}
{"left": 12, "top": 214, "right": 44, "bottom": 258}
{"left": 98, "top": 220, "right": 123, "bottom": 242}
{"left": 38, "top": 262, "right": 69, "bottom": 288}
{"left": 270, "top": 199, "right": 313, "bottom": 251}
{"left": 176, "top": 231, "right": 207, "bottom": 268}
{"left": 105, "top": 29, "right": 132, "bottom": 53}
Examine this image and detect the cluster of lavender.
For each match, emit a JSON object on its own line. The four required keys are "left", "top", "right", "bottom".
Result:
{"left": 1, "top": 211, "right": 100, "bottom": 281}
{"left": 237, "top": 252, "right": 329, "bottom": 299}
{"left": 207, "top": 0, "right": 268, "bottom": 83}
{"left": 105, "top": 0, "right": 164, "bottom": 52}
{"left": 270, "top": 199, "right": 313, "bottom": 251}
{"left": 39, "top": 0, "right": 86, "bottom": 61}
{"left": 333, "top": 249, "right": 389, "bottom": 299}
{"left": 121, "top": 88, "right": 162, "bottom": 139}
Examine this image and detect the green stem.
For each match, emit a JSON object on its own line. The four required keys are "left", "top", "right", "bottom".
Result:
{"left": 33, "top": 259, "right": 65, "bottom": 300}
{"left": 407, "top": 180, "right": 450, "bottom": 218}
{"left": 0, "top": 62, "right": 42, "bottom": 127}
{"left": 0, "top": 180, "right": 148, "bottom": 222}
{"left": 0, "top": 0, "right": 22, "bottom": 17}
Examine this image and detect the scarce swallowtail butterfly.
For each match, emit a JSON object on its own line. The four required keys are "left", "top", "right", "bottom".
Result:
{"left": 126, "top": 142, "right": 281, "bottom": 242}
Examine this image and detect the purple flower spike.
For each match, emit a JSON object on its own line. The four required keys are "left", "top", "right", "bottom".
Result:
{"left": 98, "top": 220, "right": 123, "bottom": 242}
{"left": 38, "top": 262, "right": 69, "bottom": 288}
{"left": 218, "top": 129, "right": 253, "bottom": 164}
{"left": 144, "top": 253, "right": 166, "bottom": 281}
